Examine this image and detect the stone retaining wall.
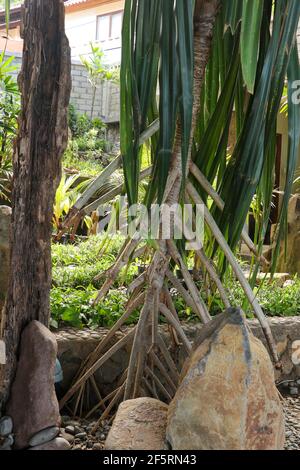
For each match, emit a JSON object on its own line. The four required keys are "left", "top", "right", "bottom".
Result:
{"left": 5, "top": 52, "right": 120, "bottom": 124}
{"left": 55, "top": 316, "right": 300, "bottom": 399}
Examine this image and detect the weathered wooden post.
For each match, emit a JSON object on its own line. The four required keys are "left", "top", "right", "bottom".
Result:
{"left": 0, "top": 0, "right": 71, "bottom": 410}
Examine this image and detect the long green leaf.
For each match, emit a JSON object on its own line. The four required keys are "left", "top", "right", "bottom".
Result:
{"left": 240, "top": 0, "right": 264, "bottom": 94}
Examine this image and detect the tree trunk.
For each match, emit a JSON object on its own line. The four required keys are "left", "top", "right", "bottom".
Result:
{"left": 123, "top": 0, "right": 221, "bottom": 400}
{"left": 0, "top": 0, "right": 71, "bottom": 409}
{"left": 58, "top": 0, "right": 221, "bottom": 413}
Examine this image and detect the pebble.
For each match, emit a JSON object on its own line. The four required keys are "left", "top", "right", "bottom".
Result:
{"left": 29, "top": 426, "right": 60, "bottom": 447}
{"left": 0, "top": 416, "right": 13, "bottom": 437}
{"left": 60, "top": 429, "right": 75, "bottom": 444}
{"left": 284, "top": 395, "right": 300, "bottom": 451}
{"left": 0, "top": 434, "right": 14, "bottom": 450}
{"left": 75, "top": 432, "right": 87, "bottom": 440}
{"left": 65, "top": 425, "right": 76, "bottom": 436}
{"left": 93, "top": 443, "right": 102, "bottom": 450}
{"left": 29, "top": 437, "right": 70, "bottom": 451}
{"left": 290, "top": 387, "right": 299, "bottom": 396}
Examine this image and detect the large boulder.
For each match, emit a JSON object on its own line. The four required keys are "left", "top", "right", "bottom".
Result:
{"left": 105, "top": 397, "right": 168, "bottom": 450}
{"left": 0, "top": 205, "right": 11, "bottom": 312}
{"left": 6, "top": 321, "right": 61, "bottom": 449}
{"left": 167, "top": 308, "right": 285, "bottom": 450}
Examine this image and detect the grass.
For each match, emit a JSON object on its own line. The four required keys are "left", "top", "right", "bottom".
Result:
{"left": 62, "top": 143, "right": 104, "bottom": 177}
{"left": 50, "top": 235, "right": 300, "bottom": 330}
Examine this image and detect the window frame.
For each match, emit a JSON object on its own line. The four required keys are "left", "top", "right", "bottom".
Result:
{"left": 96, "top": 10, "right": 123, "bottom": 42}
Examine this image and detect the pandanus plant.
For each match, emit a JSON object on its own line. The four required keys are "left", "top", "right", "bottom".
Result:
{"left": 58, "top": 0, "right": 300, "bottom": 421}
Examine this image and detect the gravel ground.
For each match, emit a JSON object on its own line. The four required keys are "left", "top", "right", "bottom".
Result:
{"left": 60, "top": 395, "right": 300, "bottom": 451}
{"left": 59, "top": 416, "right": 111, "bottom": 451}
{"left": 283, "top": 395, "right": 300, "bottom": 450}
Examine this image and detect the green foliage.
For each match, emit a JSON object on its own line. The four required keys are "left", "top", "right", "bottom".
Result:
{"left": 50, "top": 286, "right": 140, "bottom": 330}
{"left": 80, "top": 43, "right": 119, "bottom": 119}
{"left": 119, "top": 0, "right": 300, "bottom": 277}
{"left": 65, "top": 105, "right": 113, "bottom": 176}
{"left": 63, "top": 143, "right": 103, "bottom": 177}
{"left": 50, "top": 235, "right": 300, "bottom": 329}
{"left": 53, "top": 173, "right": 93, "bottom": 233}
{"left": 50, "top": 235, "right": 139, "bottom": 328}
{"left": 68, "top": 104, "right": 106, "bottom": 139}
{"left": 0, "top": 52, "right": 20, "bottom": 201}
{"left": 80, "top": 43, "right": 115, "bottom": 87}
{"left": 227, "top": 277, "right": 300, "bottom": 318}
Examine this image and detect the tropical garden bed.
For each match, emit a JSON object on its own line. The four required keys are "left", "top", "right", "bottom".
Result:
{"left": 50, "top": 235, "right": 300, "bottom": 331}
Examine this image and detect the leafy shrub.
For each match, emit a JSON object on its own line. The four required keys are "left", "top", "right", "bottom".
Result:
{"left": 0, "top": 53, "right": 20, "bottom": 201}
{"left": 50, "top": 286, "right": 140, "bottom": 329}
{"left": 51, "top": 236, "right": 300, "bottom": 329}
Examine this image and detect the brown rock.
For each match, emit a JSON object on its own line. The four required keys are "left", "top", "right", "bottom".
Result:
{"left": 60, "top": 429, "right": 75, "bottom": 444}
{"left": 6, "top": 320, "right": 61, "bottom": 449}
{"left": 167, "top": 308, "right": 285, "bottom": 450}
{"left": 0, "top": 205, "right": 11, "bottom": 312}
{"left": 105, "top": 397, "right": 168, "bottom": 450}
{"left": 29, "top": 437, "right": 70, "bottom": 450}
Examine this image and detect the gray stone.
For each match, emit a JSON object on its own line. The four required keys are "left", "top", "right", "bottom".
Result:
{"left": 0, "top": 434, "right": 14, "bottom": 450}
{"left": 29, "top": 426, "right": 60, "bottom": 447}
{"left": 75, "top": 432, "right": 87, "bottom": 440}
{"left": 65, "top": 425, "right": 76, "bottom": 436}
{"left": 0, "top": 416, "right": 13, "bottom": 437}
{"left": 29, "top": 437, "right": 71, "bottom": 451}
{"left": 60, "top": 429, "right": 75, "bottom": 444}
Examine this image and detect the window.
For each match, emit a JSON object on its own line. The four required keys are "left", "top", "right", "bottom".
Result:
{"left": 96, "top": 11, "right": 123, "bottom": 41}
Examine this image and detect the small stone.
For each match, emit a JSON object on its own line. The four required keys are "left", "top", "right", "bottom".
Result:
{"left": 60, "top": 429, "right": 75, "bottom": 444}
{"left": 0, "top": 434, "right": 14, "bottom": 450}
{"left": 100, "top": 433, "right": 106, "bottom": 441}
{"left": 65, "top": 425, "right": 76, "bottom": 436}
{"left": 0, "top": 416, "right": 13, "bottom": 437}
{"left": 74, "top": 426, "right": 83, "bottom": 434}
{"left": 290, "top": 387, "right": 299, "bottom": 396}
{"left": 105, "top": 398, "right": 168, "bottom": 450}
{"left": 29, "top": 426, "right": 60, "bottom": 447}
{"left": 61, "top": 416, "right": 71, "bottom": 427}
{"left": 29, "top": 437, "right": 70, "bottom": 451}
{"left": 75, "top": 432, "right": 87, "bottom": 440}
{"left": 93, "top": 443, "right": 102, "bottom": 451}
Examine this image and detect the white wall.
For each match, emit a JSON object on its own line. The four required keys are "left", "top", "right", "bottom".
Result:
{"left": 65, "top": 0, "right": 124, "bottom": 64}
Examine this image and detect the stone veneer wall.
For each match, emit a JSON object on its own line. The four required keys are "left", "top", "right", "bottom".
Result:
{"left": 55, "top": 317, "right": 300, "bottom": 400}
{"left": 5, "top": 52, "right": 120, "bottom": 124}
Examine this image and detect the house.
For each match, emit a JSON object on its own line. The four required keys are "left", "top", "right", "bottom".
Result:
{"left": 0, "top": 0, "right": 124, "bottom": 124}
{"left": 1, "top": 3, "right": 300, "bottom": 191}
{"left": 0, "top": 0, "right": 124, "bottom": 63}
{"left": 65, "top": 0, "right": 124, "bottom": 62}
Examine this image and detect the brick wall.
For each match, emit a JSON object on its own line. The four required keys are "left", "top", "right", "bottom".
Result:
{"left": 5, "top": 52, "right": 120, "bottom": 124}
